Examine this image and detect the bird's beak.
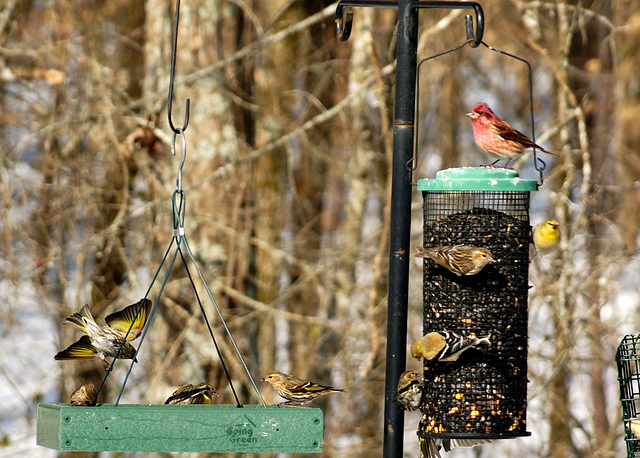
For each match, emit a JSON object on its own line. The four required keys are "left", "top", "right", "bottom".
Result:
{"left": 466, "top": 111, "right": 478, "bottom": 119}
{"left": 260, "top": 377, "right": 266, "bottom": 382}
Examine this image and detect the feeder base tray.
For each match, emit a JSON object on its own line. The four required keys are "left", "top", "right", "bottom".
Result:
{"left": 37, "top": 403, "right": 323, "bottom": 453}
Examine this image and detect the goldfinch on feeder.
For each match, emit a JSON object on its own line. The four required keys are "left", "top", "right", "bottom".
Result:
{"left": 393, "top": 370, "right": 422, "bottom": 411}
{"left": 415, "top": 245, "right": 495, "bottom": 276}
{"left": 261, "top": 371, "right": 345, "bottom": 406}
{"left": 411, "top": 330, "right": 491, "bottom": 362}
{"left": 55, "top": 298, "right": 152, "bottom": 364}
{"left": 70, "top": 383, "right": 97, "bottom": 406}
{"left": 532, "top": 219, "right": 560, "bottom": 256}
{"left": 165, "top": 383, "right": 218, "bottom": 404}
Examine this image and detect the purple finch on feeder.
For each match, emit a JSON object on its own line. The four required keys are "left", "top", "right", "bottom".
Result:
{"left": 261, "top": 371, "right": 344, "bottom": 406}
{"left": 466, "top": 102, "right": 556, "bottom": 167}
{"left": 69, "top": 383, "right": 98, "bottom": 406}
{"left": 411, "top": 330, "right": 491, "bottom": 362}
{"left": 55, "top": 298, "right": 152, "bottom": 365}
{"left": 415, "top": 245, "right": 495, "bottom": 276}
{"left": 165, "top": 383, "right": 218, "bottom": 404}
{"left": 393, "top": 370, "right": 423, "bottom": 411}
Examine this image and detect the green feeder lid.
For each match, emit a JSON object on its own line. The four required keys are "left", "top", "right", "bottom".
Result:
{"left": 417, "top": 167, "right": 538, "bottom": 192}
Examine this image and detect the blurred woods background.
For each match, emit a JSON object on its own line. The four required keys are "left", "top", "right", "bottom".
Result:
{"left": 1, "top": 0, "right": 640, "bottom": 457}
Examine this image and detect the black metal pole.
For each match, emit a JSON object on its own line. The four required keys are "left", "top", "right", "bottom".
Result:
{"left": 382, "top": 0, "right": 417, "bottom": 456}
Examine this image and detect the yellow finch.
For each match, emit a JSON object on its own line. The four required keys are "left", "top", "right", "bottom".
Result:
{"left": 393, "top": 370, "right": 422, "bottom": 411}
{"left": 532, "top": 219, "right": 560, "bottom": 256}
{"left": 420, "top": 436, "right": 491, "bottom": 458}
{"left": 55, "top": 298, "right": 152, "bottom": 365}
{"left": 261, "top": 371, "right": 345, "bottom": 406}
{"left": 69, "top": 383, "right": 97, "bottom": 406}
{"left": 165, "top": 383, "right": 218, "bottom": 404}
{"left": 411, "top": 330, "right": 491, "bottom": 362}
{"left": 415, "top": 245, "right": 495, "bottom": 276}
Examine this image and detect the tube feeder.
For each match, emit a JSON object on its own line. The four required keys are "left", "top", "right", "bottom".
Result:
{"left": 616, "top": 334, "right": 640, "bottom": 457}
{"left": 416, "top": 167, "right": 536, "bottom": 441}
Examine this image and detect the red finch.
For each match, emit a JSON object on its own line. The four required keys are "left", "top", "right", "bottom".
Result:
{"left": 393, "top": 370, "right": 423, "bottom": 411}
{"left": 55, "top": 298, "right": 152, "bottom": 365}
{"left": 165, "top": 383, "right": 218, "bottom": 404}
{"left": 261, "top": 371, "right": 345, "bottom": 406}
{"left": 415, "top": 245, "right": 495, "bottom": 276}
{"left": 466, "top": 102, "right": 556, "bottom": 167}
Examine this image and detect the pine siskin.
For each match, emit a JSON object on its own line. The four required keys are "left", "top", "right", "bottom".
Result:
{"left": 411, "top": 330, "right": 491, "bottom": 362}
{"left": 466, "top": 102, "right": 557, "bottom": 167}
{"left": 69, "top": 383, "right": 98, "bottom": 406}
{"left": 55, "top": 298, "right": 152, "bottom": 365}
{"left": 164, "top": 383, "right": 218, "bottom": 405}
{"left": 532, "top": 219, "right": 560, "bottom": 256}
{"left": 420, "top": 435, "right": 491, "bottom": 458}
{"left": 393, "top": 370, "right": 422, "bottom": 411}
{"left": 415, "top": 245, "right": 495, "bottom": 276}
{"left": 261, "top": 371, "right": 345, "bottom": 406}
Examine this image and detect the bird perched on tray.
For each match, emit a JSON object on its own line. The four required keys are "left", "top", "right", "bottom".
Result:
{"left": 393, "top": 370, "right": 422, "bottom": 411}
{"left": 411, "top": 330, "right": 491, "bottom": 362}
{"left": 55, "top": 298, "right": 152, "bottom": 365}
{"left": 69, "top": 383, "right": 98, "bottom": 406}
{"left": 415, "top": 245, "right": 495, "bottom": 276}
{"left": 532, "top": 219, "right": 560, "bottom": 256}
{"left": 261, "top": 371, "right": 345, "bottom": 406}
{"left": 466, "top": 102, "right": 556, "bottom": 167}
{"left": 420, "top": 435, "right": 492, "bottom": 458}
{"left": 165, "top": 383, "right": 218, "bottom": 405}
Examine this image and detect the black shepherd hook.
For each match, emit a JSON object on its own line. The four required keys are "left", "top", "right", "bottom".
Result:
{"left": 168, "top": 0, "right": 190, "bottom": 133}
{"left": 336, "top": 1, "right": 484, "bottom": 46}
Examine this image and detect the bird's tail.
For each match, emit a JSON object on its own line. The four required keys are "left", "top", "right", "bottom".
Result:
{"left": 62, "top": 305, "right": 96, "bottom": 333}
{"left": 419, "top": 436, "right": 442, "bottom": 458}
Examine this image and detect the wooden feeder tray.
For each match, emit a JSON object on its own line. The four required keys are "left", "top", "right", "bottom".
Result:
{"left": 37, "top": 403, "right": 323, "bottom": 453}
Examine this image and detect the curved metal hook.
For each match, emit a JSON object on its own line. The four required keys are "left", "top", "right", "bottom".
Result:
{"left": 335, "top": 4, "right": 353, "bottom": 42}
{"left": 168, "top": 0, "right": 190, "bottom": 133}
{"left": 465, "top": 4, "right": 484, "bottom": 48}
{"left": 172, "top": 128, "right": 187, "bottom": 192}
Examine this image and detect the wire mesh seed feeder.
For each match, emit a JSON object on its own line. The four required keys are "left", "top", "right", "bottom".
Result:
{"left": 617, "top": 334, "right": 640, "bottom": 457}
{"left": 336, "top": 0, "right": 548, "bottom": 453}
{"left": 36, "top": 1, "right": 323, "bottom": 453}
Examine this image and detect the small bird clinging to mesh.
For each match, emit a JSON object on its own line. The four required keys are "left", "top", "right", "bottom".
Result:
{"left": 466, "top": 102, "right": 557, "bottom": 168}
{"left": 411, "top": 330, "right": 491, "bottom": 362}
{"left": 164, "top": 383, "right": 218, "bottom": 405}
{"left": 69, "top": 383, "right": 98, "bottom": 406}
{"left": 393, "top": 370, "right": 422, "bottom": 411}
{"left": 420, "top": 435, "right": 492, "bottom": 458}
{"left": 55, "top": 298, "right": 152, "bottom": 366}
{"left": 261, "top": 371, "right": 345, "bottom": 406}
{"left": 532, "top": 219, "right": 560, "bottom": 256}
{"left": 415, "top": 245, "right": 495, "bottom": 276}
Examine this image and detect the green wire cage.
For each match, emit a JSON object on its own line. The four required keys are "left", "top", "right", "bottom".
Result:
{"left": 416, "top": 167, "right": 536, "bottom": 442}
{"left": 617, "top": 334, "right": 640, "bottom": 457}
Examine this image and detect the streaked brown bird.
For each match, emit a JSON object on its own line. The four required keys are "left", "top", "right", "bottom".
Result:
{"left": 411, "top": 330, "right": 491, "bottom": 362}
{"left": 261, "top": 371, "right": 345, "bottom": 406}
{"left": 55, "top": 298, "right": 152, "bottom": 365}
{"left": 393, "top": 370, "right": 422, "bottom": 411}
{"left": 420, "top": 435, "right": 491, "bottom": 458}
{"left": 165, "top": 383, "right": 218, "bottom": 405}
{"left": 70, "top": 383, "right": 98, "bottom": 407}
{"left": 415, "top": 245, "right": 495, "bottom": 276}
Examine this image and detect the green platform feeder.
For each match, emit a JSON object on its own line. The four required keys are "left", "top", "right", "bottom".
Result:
{"left": 616, "top": 334, "right": 640, "bottom": 457}
{"left": 37, "top": 403, "right": 323, "bottom": 453}
{"left": 416, "top": 167, "right": 536, "bottom": 442}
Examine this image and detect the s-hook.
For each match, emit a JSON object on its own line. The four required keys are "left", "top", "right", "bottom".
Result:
{"left": 336, "top": 1, "right": 484, "bottom": 47}
{"left": 168, "top": 0, "right": 190, "bottom": 134}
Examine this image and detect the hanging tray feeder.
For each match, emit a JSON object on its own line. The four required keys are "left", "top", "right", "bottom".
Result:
{"left": 37, "top": 0, "right": 324, "bottom": 452}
